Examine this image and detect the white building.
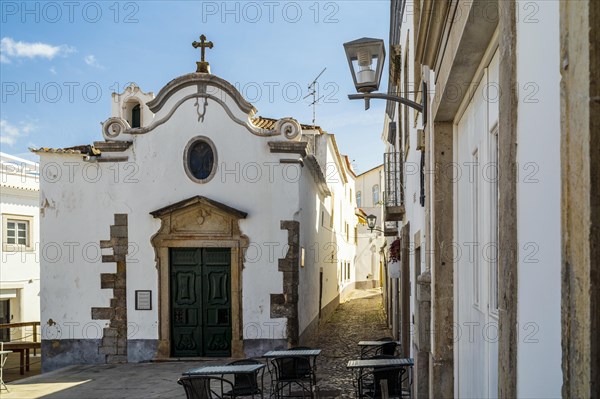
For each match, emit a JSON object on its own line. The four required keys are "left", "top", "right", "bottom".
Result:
{"left": 353, "top": 165, "right": 385, "bottom": 297}
{"left": 354, "top": 164, "right": 385, "bottom": 289}
{"left": 0, "top": 153, "right": 40, "bottom": 340}
{"left": 32, "top": 52, "right": 357, "bottom": 371}
{"left": 377, "top": 0, "right": 565, "bottom": 397}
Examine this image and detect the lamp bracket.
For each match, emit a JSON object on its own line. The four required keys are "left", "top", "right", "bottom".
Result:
{"left": 348, "top": 81, "right": 428, "bottom": 125}
{"left": 348, "top": 93, "right": 423, "bottom": 113}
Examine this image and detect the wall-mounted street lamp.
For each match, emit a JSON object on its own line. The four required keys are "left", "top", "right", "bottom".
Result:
{"left": 343, "top": 37, "right": 426, "bottom": 124}
{"left": 366, "top": 214, "right": 384, "bottom": 233}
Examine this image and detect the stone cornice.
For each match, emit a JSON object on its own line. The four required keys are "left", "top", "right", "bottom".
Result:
{"left": 150, "top": 195, "right": 248, "bottom": 219}
{"left": 267, "top": 141, "right": 308, "bottom": 157}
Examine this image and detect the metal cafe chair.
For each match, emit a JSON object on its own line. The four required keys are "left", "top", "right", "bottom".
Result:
{"left": 374, "top": 338, "right": 399, "bottom": 357}
{"left": 270, "top": 356, "right": 315, "bottom": 398}
{"left": 360, "top": 338, "right": 400, "bottom": 359}
{"left": 178, "top": 375, "right": 238, "bottom": 399}
{"left": 353, "top": 355, "right": 396, "bottom": 395}
{"left": 224, "top": 359, "right": 263, "bottom": 398}
{"left": 358, "top": 365, "right": 408, "bottom": 399}
{"left": 287, "top": 346, "right": 315, "bottom": 383}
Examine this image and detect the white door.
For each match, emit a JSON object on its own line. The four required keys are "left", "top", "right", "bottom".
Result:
{"left": 454, "top": 50, "right": 499, "bottom": 398}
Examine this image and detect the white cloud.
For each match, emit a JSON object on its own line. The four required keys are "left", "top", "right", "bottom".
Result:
{"left": 0, "top": 119, "right": 35, "bottom": 146}
{"left": 49, "top": 67, "right": 57, "bottom": 75}
{"left": 0, "top": 37, "right": 75, "bottom": 63}
{"left": 84, "top": 54, "right": 103, "bottom": 69}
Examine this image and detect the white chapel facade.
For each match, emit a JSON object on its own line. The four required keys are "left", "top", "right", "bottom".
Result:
{"left": 33, "top": 38, "right": 358, "bottom": 371}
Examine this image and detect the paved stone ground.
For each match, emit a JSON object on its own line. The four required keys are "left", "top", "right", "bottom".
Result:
{"left": 3, "top": 289, "right": 390, "bottom": 398}
{"left": 308, "top": 288, "right": 391, "bottom": 398}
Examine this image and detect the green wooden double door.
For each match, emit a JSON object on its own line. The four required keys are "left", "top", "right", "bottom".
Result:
{"left": 170, "top": 248, "right": 231, "bottom": 357}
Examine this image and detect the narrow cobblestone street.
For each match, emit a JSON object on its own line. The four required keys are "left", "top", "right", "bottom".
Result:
{"left": 308, "top": 288, "right": 391, "bottom": 398}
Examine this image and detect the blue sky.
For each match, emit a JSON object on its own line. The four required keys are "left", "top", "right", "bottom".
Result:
{"left": 0, "top": 1, "right": 389, "bottom": 173}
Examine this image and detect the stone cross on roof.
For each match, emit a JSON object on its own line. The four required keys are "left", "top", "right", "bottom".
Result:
{"left": 192, "top": 34, "right": 214, "bottom": 73}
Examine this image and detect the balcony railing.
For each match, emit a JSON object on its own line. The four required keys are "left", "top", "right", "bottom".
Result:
{"left": 384, "top": 151, "right": 405, "bottom": 221}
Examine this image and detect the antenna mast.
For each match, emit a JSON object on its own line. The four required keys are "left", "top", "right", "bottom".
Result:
{"left": 304, "top": 67, "right": 326, "bottom": 127}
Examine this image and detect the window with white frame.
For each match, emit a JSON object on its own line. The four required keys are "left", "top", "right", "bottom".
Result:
{"left": 3, "top": 214, "right": 34, "bottom": 251}
{"left": 356, "top": 191, "right": 362, "bottom": 207}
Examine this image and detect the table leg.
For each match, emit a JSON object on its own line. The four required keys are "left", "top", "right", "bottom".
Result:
{"left": 26, "top": 349, "right": 30, "bottom": 372}
{"left": 19, "top": 350, "right": 24, "bottom": 375}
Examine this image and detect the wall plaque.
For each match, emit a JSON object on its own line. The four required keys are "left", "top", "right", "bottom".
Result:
{"left": 135, "top": 290, "right": 152, "bottom": 310}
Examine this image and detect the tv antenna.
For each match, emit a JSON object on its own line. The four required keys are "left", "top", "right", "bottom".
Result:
{"left": 304, "top": 67, "right": 326, "bottom": 127}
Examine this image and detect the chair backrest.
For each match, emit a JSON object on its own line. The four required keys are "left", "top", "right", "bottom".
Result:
{"left": 272, "top": 356, "right": 312, "bottom": 380}
{"left": 178, "top": 375, "right": 212, "bottom": 399}
{"left": 227, "top": 359, "right": 261, "bottom": 392}
{"left": 372, "top": 366, "right": 406, "bottom": 398}
{"left": 178, "top": 375, "right": 234, "bottom": 399}
{"left": 377, "top": 341, "right": 398, "bottom": 356}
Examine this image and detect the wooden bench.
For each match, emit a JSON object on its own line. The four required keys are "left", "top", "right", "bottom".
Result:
{"left": 0, "top": 322, "right": 41, "bottom": 375}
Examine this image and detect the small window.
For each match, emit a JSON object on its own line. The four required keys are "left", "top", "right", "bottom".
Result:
{"left": 3, "top": 214, "right": 34, "bottom": 251}
{"left": 131, "top": 104, "right": 141, "bottom": 128}
{"left": 372, "top": 184, "right": 380, "bottom": 205}
{"left": 356, "top": 191, "right": 362, "bottom": 208}
{"left": 184, "top": 136, "right": 217, "bottom": 183}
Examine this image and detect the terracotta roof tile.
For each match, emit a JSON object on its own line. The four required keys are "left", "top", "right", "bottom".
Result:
{"left": 251, "top": 116, "right": 323, "bottom": 133}
{"left": 30, "top": 145, "right": 101, "bottom": 156}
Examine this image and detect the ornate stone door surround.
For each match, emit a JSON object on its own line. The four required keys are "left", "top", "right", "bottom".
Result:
{"left": 150, "top": 196, "right": 248, "bottom": 358}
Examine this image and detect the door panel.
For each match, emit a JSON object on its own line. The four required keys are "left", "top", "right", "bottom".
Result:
{"left": 170, "top": 248, "right": 231, "bottom": 357}
{"left": 455, "top": 50, "right": 499, "bottom": 398}
{"left": 202, "top": 248, "right": 231, "bottom": 356}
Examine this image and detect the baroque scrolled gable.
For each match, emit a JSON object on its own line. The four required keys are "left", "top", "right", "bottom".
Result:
{"left": 101, "top": 73, "right": 305, "bottom": 141}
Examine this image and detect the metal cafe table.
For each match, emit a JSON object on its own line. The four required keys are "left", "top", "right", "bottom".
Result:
{"left": 346, "top": 358, "right": 414, "bottom": 398}
{"left": 357, "top": 340, "right": 402, "bottom": 358}
{"left": 183, "top": 363, "right": 267, "bottom": 398}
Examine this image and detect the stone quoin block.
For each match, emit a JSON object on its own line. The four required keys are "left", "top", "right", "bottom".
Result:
{"left": 114, "top": 214, "right": 128, "bottom": 226}
{"left": 110, "top": 225, "right": 128, "bottom": 239}
{"left": 92, "top": 307, "right": 115, "bottom": 320}
{"left": 103, "top": 328, "right": 118, "bottom": 337}
{"left": 100, "top": 273, "right": 116, "bottom": 289}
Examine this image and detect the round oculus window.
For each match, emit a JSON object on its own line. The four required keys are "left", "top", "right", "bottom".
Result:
{"left": 184, "top": 137, "right": 217, "bottom": 183}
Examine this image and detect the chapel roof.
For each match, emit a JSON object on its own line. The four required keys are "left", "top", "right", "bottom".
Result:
{"left": 251, "top": 116, "right": 324, "bottom": 134}
{"left": 30, "top": 145, "right": 101, "bottom": 155}
{"left": 30, "top": 117, "right": 324, "bottom": 158}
